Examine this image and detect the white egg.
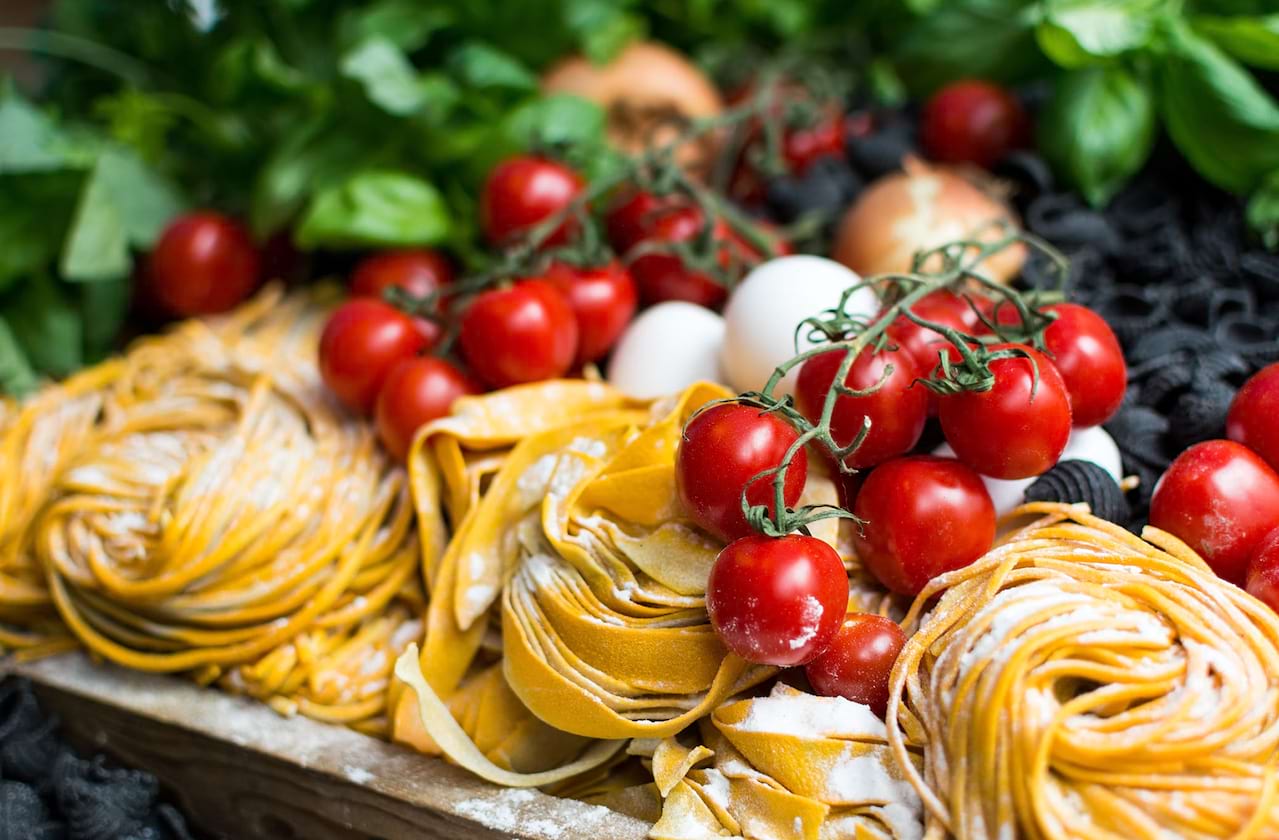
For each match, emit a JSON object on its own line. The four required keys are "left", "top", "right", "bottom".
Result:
{"left": 721, "top": 256, "right": 877, "bottom": 396}
{"left": 933, "top": 427, "right": 1124, "bottom": 516}
{"left": 607, "top": 302, "right": 726, "bottom": 399}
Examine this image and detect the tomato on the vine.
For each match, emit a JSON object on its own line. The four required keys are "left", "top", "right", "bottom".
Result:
{"left": 805, "top": 614, "right": 906, "bottom": 716}
{"left": 676, "top": 403, "right": 808, "bottom": 543}
{"left": 795, "top": 346, "right": 928, "bottom": 469}
{"left": 938, "top": 344, "right": 1072, "bottom": 480}
{"left": 920, "top": 79, "right": 1029, "bottom": 168}
{"left": 781, "top": 105, "right": 847, "bottom": 174}
{"left": 544, "top": 261, "right": 638, "bottom": 365}
{"left": 351, "top": 249, "right": 453, "bottom": 349}
{"left": 605, "top": 190, "right": 673, "bottom": 255}
{"left": 997, "top": 302, "right": 1126, "bottom": 428}
{"left": 1150, "top": 440, "right": 1279, "bottom": 586}
{"left": 148, "top": 212, "right": 260, "bottom": 317}
{"left": 318, "top": 300, "right": 428, "bottom": 414}
{"left": 1246, "top": 527, "right": 1279, "bottom": 613}
{"left": 706, "top": 534, "right": 848, "bottom": 666}
{"left": 1228, "top": 363, "right": 1279, "bottom": 474}
{"left": 481, "top": 156, "right": 584, "bottom": 247}
{"left": 852, "top": 456, "right": 995, "bottom": 596}
{"left": 375, "top": 357, "right": 481, "bottom": 460}
{"left": 888, "top": 290, "right": 988, "bottom": 374}
{"left": 459, "top": 279, "right": 579, "bottom": 388}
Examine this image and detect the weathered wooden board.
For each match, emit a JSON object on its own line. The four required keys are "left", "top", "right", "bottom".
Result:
{"left": 6, "top": 653, "right": 650, "bottom": 840}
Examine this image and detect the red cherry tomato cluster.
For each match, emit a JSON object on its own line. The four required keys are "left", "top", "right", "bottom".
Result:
{"left": 1150, "top": 365, "right": 1279, "bottom": 607}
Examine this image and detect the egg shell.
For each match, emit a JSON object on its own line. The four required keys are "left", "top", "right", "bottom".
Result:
{"left": 934, "top": 427, "right": 1123, "bottom": 516}
{"left": 607, "top": 302, "right": 726, "bottom": 398}
{"left": 721, "top": 256, "right": 877, "bottom": 396}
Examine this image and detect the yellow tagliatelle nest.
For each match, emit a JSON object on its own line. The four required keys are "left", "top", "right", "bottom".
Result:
{"left": 889, "top": 503, "right": 1279, "bottom": 839}
{"left": 1, "top": 287, "right": 426, "bottom": 733}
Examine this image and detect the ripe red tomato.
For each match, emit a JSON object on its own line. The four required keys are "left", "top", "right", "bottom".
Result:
{"left": 920, "top": 79, "right": 1029, "bottom": 168}
{"left": 1246, "top": 527, "right": 1279, "bottom": 613}
{"left": 805, "top": 614, "right": 906, "bottom": 716}
{"left": 782, "top": 106, "right": 848, "bottom": 174}
{"left": 890, "top": 290, "right": 989, "bottom": 374}
{"left": 706, "top": 534, "right": 848, "bottom": 666}
{"left": 795, "top": 346, "right": 928, "bottom": 469}
{"left": 351, "top": 249, "right": 453, "bottom": 349}
{"left": 997, "top": 302, "right": 1126, "bottom": 428}
{"left": 375, "top": 357, "right": 481, "bottom": 460}
{"left": 605, "top": 190, "right": 673, "bottom": 255}
{"left": 938, "top": 344, "right": 1072, "bottom": 480}
{"left": 148, "top": 212, "right": 260, "bottom": 317}
{"left": 1228, "top": 363, "right": 1279, "bottom": 474}
{"left": 852, "top": 456, "right": 995, "bottom": 596}
{"left": 629, "top": 207, "right": 733, "bottom": 308}
{"left": 319, "top": 300, "right": 428, "bottom": 414}
{"left": 481, "top": 156, "right": 584, "bottom": 247}
{"left": 544, "top": 261, "right": 638, "bottom": 365}
{"left": 676, "top": 403, "right": 809, "bottom": 543}
{"left": 1150, "top": 440, "right": 1279, "bottom": 586}
{"left": 458, "top": 279, "right": 579, "bottom": 388}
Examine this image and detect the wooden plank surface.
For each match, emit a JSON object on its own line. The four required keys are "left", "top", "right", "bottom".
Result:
{"left": 7, "top": 653, "right": 650, "bottom": 840}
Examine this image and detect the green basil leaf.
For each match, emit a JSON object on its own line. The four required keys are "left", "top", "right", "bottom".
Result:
{"left": 448, "top": 43, "right": 538, "bottom": 91}
{"left": 893, "top": 0, "right": 1046, "bottom": 93}
{"left": 1193, "top": 14, "right": 1279, "bottom": 70}
{"left": 338, "top": 0, "right": 452, "bottom": 52}
{"left": 0, "top": 85, "right": 81, "bottom": 173}
{"left": 60, "top": 159, "right": 129, "bottom": 282}
{"left": 1160, "top": 23, "right": 1279, "bottom": 195}
{"left": 1040, "top": 66, "right": 1156, "bottom": 206}
{"left": 501, "top": 94, "right": 606, "bottom": 152}
{"left": 94, "top": 148, "right": 185, "bottom": 248}
{"left": 0, "top": 316, "right": 37, "bottom": 397}
{"left": 0, "top": 172, "right": 81, "bottom": 292}
{"left": 1247, "top": 169, "right": 1279, "bottom": 249}
{"left": 1035, "top": 0, "right": 1169, "bottom": 68}
{"left": 563, "top": 0, "right": 644, "bottom": 63}
{"left": 251, "top": 119, "right": 370, "bottom": 236}
{"left": 8, "top": 274, "right": 83, "bottom": 378}
{"left": 341, "top": 37, "right": 451, "bottom": 117}
{"left": 295, "top": 170, "right": 451, "bottom": 249}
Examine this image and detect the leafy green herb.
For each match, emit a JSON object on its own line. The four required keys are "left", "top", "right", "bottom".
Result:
{"left": 296, "top": 170, "right": 452, "bottom": 249}
{"left": 1247, "top": 170, "right": 1279, "bottom": 250}
{"left": 0, "top": 317, "right": 38, "bottom": 397}
{"left": 1040, "top": 66, "right": 1156, "bottom": 206}
{"left": 893, "top": 0, "right": 1047, "bottom": 94}
{"left": 1035, "top": 0, "right": 1165, "bottom": 68}
{"left": 1193, "top": 13, "right": 1279, "bottom": 70}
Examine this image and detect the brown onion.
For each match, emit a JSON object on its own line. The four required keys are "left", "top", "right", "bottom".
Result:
{"left": 832, "top": 158, "right": 1026, "bottom": 284}
{"left": 542, "top": 41, "right": 722, "bottom": 169}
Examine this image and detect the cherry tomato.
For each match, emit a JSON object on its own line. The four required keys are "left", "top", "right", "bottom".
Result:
{"left": 375, "top": 357, "right": 481, "bottom": 460}
{"left": 351, "top": 249, "right": 453, "bottom": 348}
{"left": 706, "top": 534, "right": 848, "bottom": 666}
{"left": 481, "top": 156, "right": 584, "bottom": 247}
{"left": 782, "top": 106, "right": 848, "bottom": 174}
{"left": 996, "top": 302, "right": 1126, "bottom": 428}
{"left": 1246, "top": 527, "right": 1279, "bottom": 613}
{"left": 676, "top": 403, "right": 808, "bottom": 543}
{"left": 1228, "top": 363, "right": 1279, "bottom": 474}
{"left": 805, "top": 614, "right": 906, "bottom": 716}
{"left": 148, "top": 211, "right": 260, "bottom": 317}
{"left": 544, "top": 261, "right": 639, "bottom": 365}
{"left": 605, "top": 190, "right": 674, "bottom": 255}
{"left": 629, "top": 207, "right": 733, "bottom": 308}
{"left": 795, "top": 346, "right": 928, "bottom": 469}
{"left": 319, "top": 300, "right": 428, "bottom": 414}
{"left": 1150, "top": 440, "right": 1279, "bottom": 586}
{"left": 938, "top": 344, "right": 1072, "bottom": 480}
{"left": 888, "top": 290, "right": 990, "bottom": 416}
{"left": 459, "top": 279, "right": 579, "bottom": 388}
{"left": 852, "top": 456, "right": 995, "bottom": 596}
{"left": 920, "top": 79, "right": 1029, "bottom": 168}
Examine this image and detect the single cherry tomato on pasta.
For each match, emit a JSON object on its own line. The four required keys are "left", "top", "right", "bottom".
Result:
{"left": 459, "top": 280, "right": 579, "bottom": 388}
{"left": 375, "top": 357, "right": 481, "bottom": 460}
{"left": 1150, "top": 440, "right": 1279, "bottom": 587}
{"left": 805, "top": 614, "right": 906, "bottom": 716}
{"left": 852, "top": 456, "right": 995, "bottom": 596}
{"left": 481, "top": 156, "right": 584, "bottom": 247}
{"left": 997, "top": 302, "right": 1126, "bottom": 428}
{"left": 706, "top": 534, "right": 848, "bottom": 666}
{"left": 938, "top": 344, "right": 1072, "bottom": 479}
{"left": 1228, "top": 363, "right": 1279, "bottom": 474}
{"left": 544, "top": 261, "right": 638, "bottom": 365}
{"left": 676, "top": 403, "right": 808, "bottom": 543}
{"left": 1246, "top": 527, "right": 1279, "bottom": 613}
{"left": 795, "top": 346, "right": 928, "bottom": 469}
{"left": 319, "top": 299, "right": 428, "bottom": 414}
{"left": 148, "top": 211, "right": 260, "bottom": 317}
{"left": 920, "top": 79, "right": 1029, "bottom": 168}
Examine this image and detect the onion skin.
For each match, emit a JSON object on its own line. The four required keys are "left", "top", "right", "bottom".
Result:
{"left": 832, "top": 161, "right": 1026, "bottom": 284}
{"left": 542, "top": 41, "right": 722, "bottom": 168}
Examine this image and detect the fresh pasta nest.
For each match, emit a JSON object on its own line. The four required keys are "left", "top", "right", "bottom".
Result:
{"left": 890, "top": 503, "right": 1279, "bottom": 839}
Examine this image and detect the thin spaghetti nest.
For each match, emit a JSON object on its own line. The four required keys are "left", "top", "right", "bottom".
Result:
{"left": 4, "top": 287, "right": 425, "bottom": 734}
{"left": 888, "top": 502, "right": 1279, "bottom": 839}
